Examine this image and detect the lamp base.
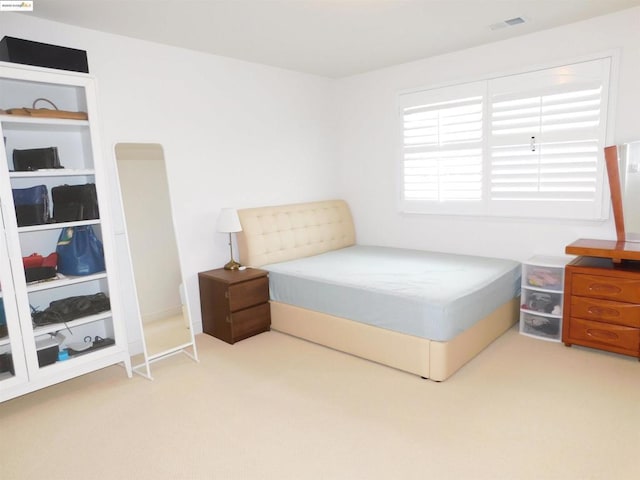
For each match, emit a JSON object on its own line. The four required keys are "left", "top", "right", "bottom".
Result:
{"left": 223, "top": 259, "right": 241, "bottom": 270}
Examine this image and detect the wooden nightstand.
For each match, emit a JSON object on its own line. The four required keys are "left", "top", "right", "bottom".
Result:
{"left": 198, "top": 268, "right": 271, "bottom": 344}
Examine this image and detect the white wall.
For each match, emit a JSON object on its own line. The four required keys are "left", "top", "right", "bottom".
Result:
{"left": 0, "top": 13, "right": 339, "bottom": 345}
{"left": 2, "top": 7, "right": 639, "bottom": 349}
{"left": 334, "top": 7, "right": 640, "bottom": 261}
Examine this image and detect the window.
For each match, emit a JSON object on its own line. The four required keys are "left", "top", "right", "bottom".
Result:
{"left": 399, "top": 56, "right": 612, "bottom": 220}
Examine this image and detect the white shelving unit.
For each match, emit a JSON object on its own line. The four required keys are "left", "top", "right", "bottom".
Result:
{"left": 0, "top": 62, "right": 131, "bottom": 402}
{"left": 519, "top": 255, "right": 572, "bottom": 342}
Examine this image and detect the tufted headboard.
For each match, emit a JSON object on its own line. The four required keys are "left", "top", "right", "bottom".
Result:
{"left": 236, "top": 199, "right": 356, "bottom": 267}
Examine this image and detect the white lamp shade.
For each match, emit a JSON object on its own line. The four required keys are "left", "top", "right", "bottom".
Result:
{"left": 216, "top": 208, "right": 242, "bottom": 233}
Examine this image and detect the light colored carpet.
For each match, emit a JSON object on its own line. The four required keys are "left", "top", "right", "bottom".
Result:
{"left": 1, "top": 326, "right": 638, "bottom": 480}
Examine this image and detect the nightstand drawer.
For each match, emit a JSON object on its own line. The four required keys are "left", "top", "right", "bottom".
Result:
{"left": 571, "top": 274, "right": 640, "bottom": 303}
{"left": 570, "top": 296, "right": 640, "bottom": 328}
{"left": 230, "top": 303, "right": 271, "bottom": 342}
{"left": 569, "top": 317, "right": 640, "bottom": 352}
{"left": 228, "top": 276, "right": 270, "bottom": 311}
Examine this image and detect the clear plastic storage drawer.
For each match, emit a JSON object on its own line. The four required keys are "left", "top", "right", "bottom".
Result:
{"left": 523, "top": 264, "right": 564, "bottom": 291}
{"left": 521, "top": 313, "right": 562, "bottom": 341}
{"left": 521, "top": 289, "right": 563, "bottom": 316}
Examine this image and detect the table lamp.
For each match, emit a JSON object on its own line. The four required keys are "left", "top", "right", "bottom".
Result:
{"left": 216, "top": 208, "right": 242, "bottom": 270}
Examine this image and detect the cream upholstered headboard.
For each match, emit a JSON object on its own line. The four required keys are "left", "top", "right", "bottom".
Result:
{"left": 236, "top": 199, "right": 356, "bottom": 267}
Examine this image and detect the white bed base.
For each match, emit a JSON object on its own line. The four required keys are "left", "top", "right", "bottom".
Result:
{"left": 270, "top": 299, "right": 518, "bottom": 381}
{"left": 237, "top": 199, "right": 519, "bottom": 381}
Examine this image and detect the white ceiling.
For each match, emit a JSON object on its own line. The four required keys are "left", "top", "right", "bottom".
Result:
{"left": 23, "top": 0, "right": 640, "bottom": 78}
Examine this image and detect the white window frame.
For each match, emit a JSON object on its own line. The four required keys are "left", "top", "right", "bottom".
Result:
{"left": 397, "top": 52, "right": 618, "bottom": 221}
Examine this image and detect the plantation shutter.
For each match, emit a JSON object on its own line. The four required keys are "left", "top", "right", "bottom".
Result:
{"left": 398, "top": 56, "right": 611, "bottom": 219}
{"left": 488, "top": 58, "right": 610, "bottom": 219}
{"left": 399, "top": 82, "right": 485, "bottom": 214}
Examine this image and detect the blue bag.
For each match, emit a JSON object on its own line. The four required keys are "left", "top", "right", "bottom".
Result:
{"left": 0, "top": 298, "right": 6, "bottom": 334}
{"left": 12, "top": 185, "right": 49, "bottom": 226}
{"left": 56, "top": 226, "right": 105, "bottom": 276}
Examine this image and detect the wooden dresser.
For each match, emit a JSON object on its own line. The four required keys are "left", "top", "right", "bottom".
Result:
{"left": 562, "top": 255, "right": 640, "bottom": 359}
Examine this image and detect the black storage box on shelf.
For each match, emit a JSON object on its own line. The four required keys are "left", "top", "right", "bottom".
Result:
{"left": 0, "top": 352, "right": 14, "bottom": 375}
{"left": 52, "top": 184, "right": 99, "bottom": 222}
{"left": 36, "top": 337, "right": 59, "bottom": 367}
{"left": 25, "top": 266, "right": 57, "bottom": 283}
{"left": 0, "top": 36, "right": 89, "bottom": 73}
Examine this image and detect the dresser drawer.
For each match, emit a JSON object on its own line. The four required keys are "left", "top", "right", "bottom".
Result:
{"left": 228, "top": 276, "right": 270, "bottom": 311}
{"left": 570, "top": 296, "right": 640, "bottom": 328}
{"left": 230, "top": 303, "right": 271, "bottom": 342}
{"left": 571, "top": 274, "right": 640, "bottom": 303}
{"left": 569, "top": 317, "right": 640, "bottom": 353}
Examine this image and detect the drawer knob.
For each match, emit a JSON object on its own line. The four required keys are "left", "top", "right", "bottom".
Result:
{"left": 588, "top": 283, "right": 622, "bottom": 295}
{"left": 587, "top": 306, "right": 619, "bottom": 318}
{"left": 586, "top": 328, "right": 619, "bottom": 341}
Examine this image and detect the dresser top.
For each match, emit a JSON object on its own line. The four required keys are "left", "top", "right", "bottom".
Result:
{"left": 565, "top": 238, "right": 640, "bottom": 262}
{"left": 568, "top": 254, "right": 640, "bottom": 274}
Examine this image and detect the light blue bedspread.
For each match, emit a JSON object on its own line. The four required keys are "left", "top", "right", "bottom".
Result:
{"left": 264, "top": 245, "right": 521, "bottom": 341}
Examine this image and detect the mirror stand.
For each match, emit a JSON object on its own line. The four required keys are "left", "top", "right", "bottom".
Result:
{"left": 132, "top": 321, "right": 199, "bottom": 380}
{"left": 132, "top": 285, "right": 198, "bottom": 380}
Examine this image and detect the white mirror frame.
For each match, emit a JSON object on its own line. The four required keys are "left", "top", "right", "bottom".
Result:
{"left": 112, "top": 142, "right": 198, "bottom": 380}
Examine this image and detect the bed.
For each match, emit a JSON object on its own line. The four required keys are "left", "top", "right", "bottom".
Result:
{"left": 236, "top": 200, "right": 521, "bottom": 381}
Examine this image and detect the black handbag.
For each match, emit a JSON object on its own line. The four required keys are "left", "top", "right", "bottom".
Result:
{"left": 51, "top": 183, "right": 99, "bottom": 222}
{"left": 13, "top": 146, "right": 62, "bottom": 171}
{"left": 31, "top": 293, "right": 111, "bottom": 326}
{"left": 12, "top": 184, "right": 50, "bottom": 226}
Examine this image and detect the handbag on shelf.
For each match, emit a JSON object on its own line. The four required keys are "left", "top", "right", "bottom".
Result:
{"left": 0, "top": 298, "right": 7, "bottom": 338}
{"left": 51, "top": 183, "right": 99, "bottom": 222}
{"left": 12, "top": 184, "right": 50, "bottom": 226}
{"left": 5, "top": 98, "right": 88, "bottom": 120}
{"left": 31, "top": 293, "right": 111, "bottom": 327}
{"left": 23, "top": 252, "right": 58, "bottom": 283}
{"left": 13, "top": 146, "right": 62, "bottom": 171}
{"left": 56, "top": 225, "right": 105, "bottom": 276}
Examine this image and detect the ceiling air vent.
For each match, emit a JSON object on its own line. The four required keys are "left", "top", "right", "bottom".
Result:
{"left": 490, "top": 16, "right": 527, "bottom": 30}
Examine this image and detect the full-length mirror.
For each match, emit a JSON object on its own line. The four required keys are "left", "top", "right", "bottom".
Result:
{"left": 114, "top": 143, "right": 197, "bottom": 378}
{"left": 605, "top": 141, "right": 640, "bottom": 243}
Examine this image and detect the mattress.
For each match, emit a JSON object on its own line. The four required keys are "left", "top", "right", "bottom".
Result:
{"left": 264, "top": 245, "right": 521, "bottom": 342}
